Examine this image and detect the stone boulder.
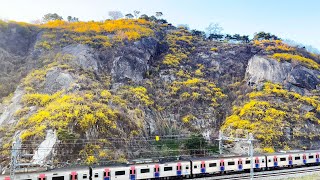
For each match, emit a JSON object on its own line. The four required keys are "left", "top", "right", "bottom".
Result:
{"left": 287, "top": 66, "right": 320, "bottom": 90}
{"left": 43, "top": 68, "right": 74, "bottom": 94}
{"left": 62, "top": 44, "right": 98, "bottom": 71}
{"left": 246, "top": 55, "right": 320, "bottom": 92}
{"left": 246, "top": 55, "right": 290, "bottom": 86}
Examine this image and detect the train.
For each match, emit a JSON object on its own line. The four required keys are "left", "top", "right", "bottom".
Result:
{"left": 2, "top": 149, "right": 320, "bottom": 180}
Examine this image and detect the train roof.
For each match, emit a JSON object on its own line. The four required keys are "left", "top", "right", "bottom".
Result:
{"left": 183, "top": 154, "right": 265, "bottom": 161}
{"left": 265, "top": 149, "right": 320, "bottom": 156}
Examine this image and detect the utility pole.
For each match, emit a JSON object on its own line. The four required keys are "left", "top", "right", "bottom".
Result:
{"left": 217, "top": 130, "right": 223, "bottom": 154}
{"left": 248, "top": 133, "right": 254, "bottom": 180}
{"left": 10, "top": 137, "right": 21, "bottom": 180}
{"left": 216, "top": 130, "right": 256, "bottom": 180}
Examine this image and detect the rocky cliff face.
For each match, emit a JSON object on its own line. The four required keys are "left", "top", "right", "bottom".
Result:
{"left": 0, "top": 20, "right": 319, "bottom": 167}
{"left": 246, "top": 55, "right": 320, "bottom": 94}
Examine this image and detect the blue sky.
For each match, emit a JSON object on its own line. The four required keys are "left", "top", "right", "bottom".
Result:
{"left": 0, "top": 0, "right": 319, "bottom": 49}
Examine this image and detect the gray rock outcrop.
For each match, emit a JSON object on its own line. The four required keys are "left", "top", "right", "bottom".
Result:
{"left": 246, "top": 55, "right": 290, "bottom": 85}
{"left": 0, "top": 87, "right": 24, "bottom": 126}
{"left": 110, "top": 37, "right": 159, "bottom": 83}
{"left": 43, "top": 68, "right": 74, "bottom": 94}
{"left": 62, "top": 44, "right": 98, "bottom": 71}
{"left": 246, "top": 55, "right": 320, "bottom": 92}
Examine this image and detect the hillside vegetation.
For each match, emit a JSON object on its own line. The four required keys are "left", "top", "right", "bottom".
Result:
{"left": 0, "top": 17, "right": 319, "bottom": 166}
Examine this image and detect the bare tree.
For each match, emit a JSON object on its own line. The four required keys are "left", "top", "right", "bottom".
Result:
{"left": 31, "top": 19, "right": 42, "bottom": 24}
{"left": 108, "top": 11, "right": 123, "bottom": 20}
{"left": 205, "top": 23, "right": 223, "bottom": 35}
{"left": 133, "top": 10, "right": 140, "bottom": 19}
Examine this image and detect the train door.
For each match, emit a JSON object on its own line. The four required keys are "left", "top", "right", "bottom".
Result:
{"left": 38, "top": 174, "right": 46, "bottom": 180}
{"left": 316, "top": 153, "right": 320, "bottom": 163}
{"left": 104, "top": 168, "right": 111, "bottom": 180}
{"left": 303, "top": 154, "right": 307, "bottom": 164}
{"left": 130, "top": 166, "right": 136, "bottom": 180}
{"left": 288, "top": 155, "right": 293, "bottom": 166}
{"left": 177, "top": 162, "right": 182, "bottom": 176}
{"left": 220, "top": 160, "right": 225, "bottom": 171}
{"left": 238, "top": 159, "right": 243, "bottom": 170}
{"left": 200, "top": 161, "right": 206, "bottom": 173}
{"left": 255, "top": 157, "right": 260, "bottom": 168}
{"left": 154, "top": 164, "right": 160, "bottom": 178}
{"left": 273, "top": 156, "right": 278, "bottom": 167}
{"left": 69, "top": 171, "right": 77, "bottom": 180}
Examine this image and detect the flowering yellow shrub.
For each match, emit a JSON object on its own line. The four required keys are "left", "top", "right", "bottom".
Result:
{"left": 263, "top": 147, "right": 275, "bottom": 153}
{"left": 128, "top": 86, "right": 153, "bottom": 106}
{"left": 163, "top": 53, "right": 188, "bottom": 66}
{"left": 22, "top": 93, "right": 53, "bottom": 106}
{"left": 100, "top": 90, "right": 112, "bottom": 100}
{"left": 20, "top": 125, "right": 46, "bottom": 140}
{"left": 42, "top": 19, "right": 154, "bottom": 41}
{"left": 223, "top": 82, "right": 320, "bottom": 149}
{"left": 171, "top": 78, "right": 226, "bottom": 107}
{"left": 18, "top": 90, "right": 119, "bottom": 141}
{"left": 23, "top": 69, "right": 48, "bottom": 91}
{"left": 210, "top": 47, "right": 218, "bottom": 52}
{"left": 163, "top": 30, "right": 194, "bottom": 67}
{"left": 35, "top": 41, "right": 52, "bottom": 50}
{"left": 182, "top": 114, "right": 195, "bottom": 123}
{"left": 272, "top": 53, "right": 319, "bottom": 69}
{"left": 254, "top": 39, "right": 295, "bottom": 52}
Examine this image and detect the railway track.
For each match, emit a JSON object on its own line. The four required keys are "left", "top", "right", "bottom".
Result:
{"left": 195, "top": 166, "right": 320, "bottom": 180}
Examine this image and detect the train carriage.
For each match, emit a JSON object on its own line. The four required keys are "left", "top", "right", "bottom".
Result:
{"left": 3, "top": 150, "right": 320, "bottom": 180}
{"left": 266, "top": 150, "right": 320, "bottom": 169}
{"left": 266, "top": 153, "right": 290, "bottom": 168}
{"left": 241, "top": 155, "right": 266, "bottom": 170}
{"left": 92, "top": 166, "right": 131, "bottom": 180}
{"left": 158, "top": 160, "right": 190, "bottom": 178}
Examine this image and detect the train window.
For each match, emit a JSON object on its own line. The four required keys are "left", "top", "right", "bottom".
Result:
{"left": 245, "top": 160, "right": 250, "bottom": 164}
{"left": 309, "top": 155, "right": 314, "bottom": 159}
{"left": 53, "top": 177, "right": 65, "bottom": 180}
{"left": 194, "top": 165, "right": 198, "bottom": 169}
{"left": 141, "top": 168, "right": 150, "bottom": 173}
{"left": 130, "top": 170, "right": 136, "bottom": 174}
{"left": 280, "top": 158, "right": 286, "bottom": 161}
{"left": 94, "top": 173, "right": 99, "bottom": 178}
{"left": 83, "top": 174, "right": 87, "bottom": 179}
{"left": 295, "top": 156, "right": 301, "bottom": 160}
{"left": 186, "top": 165, "right": 189, "bottom": 169}
{"left": 164, "top": 167, "right": 173, "bottom": 171}
{"left": 228, "top": 162, "right": 235, "bottom": 165}
{"left": 268, "top": 159, "right": 271, "bottom": 162}
{"left": 115, "top": 171, "right": 126, "bottom": 176}
{"left": 209, "top": 163, "right": 217, "bottom": 167}
{"left": 262, "top": 159, "right": 265, "bottom": 163}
